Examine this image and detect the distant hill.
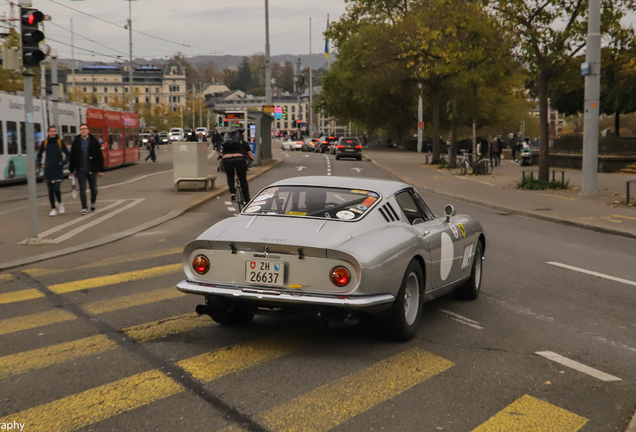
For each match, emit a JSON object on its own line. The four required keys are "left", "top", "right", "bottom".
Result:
{"left": 58, "top": 54, "right": 330, "bottom": 71}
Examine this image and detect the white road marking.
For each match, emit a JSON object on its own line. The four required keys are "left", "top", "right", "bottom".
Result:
{"left": 46, "top": 199, "right": 145, "bottom": 244}
{"left": 100, "top": 170, "right": 172, "bottom": 190}
{"left": 227, "top": 207, "right": 236, "bottom": 212}
{"left": 37, "top": 200, "right": 126, "bottom": 238}
{"left": 535, "top": 351, "right": 622, "bottom": 382}
{"left": 224, "top": 201, "right": 232, "bottom": 205}
{"left": 438, "top": 309, "right": 483, "bottom": 330}
{"left": 284, "top": 153, "right": 289, "bottom": 158}
{"left": 547, "top": 262, "right": 636, "bottom": 287}
{"left": 351, "top": 167, "right": 364, "bottom": 173}
{"left": 304, "top": 155, "right": 309, "bottom": 158}
{"left": 296, "top": 166, "right": 307, "bottom": 171}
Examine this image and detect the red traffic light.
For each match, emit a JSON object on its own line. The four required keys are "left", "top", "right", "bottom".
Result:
{"left": 22, "top": 10, "right": 44, "bottom": 26}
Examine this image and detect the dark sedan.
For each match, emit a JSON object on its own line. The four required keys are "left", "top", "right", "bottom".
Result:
{"left": 335, "top": 137, "right": 362, "bottom": 161}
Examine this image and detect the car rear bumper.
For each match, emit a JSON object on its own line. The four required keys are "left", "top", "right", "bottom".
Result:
{"left": 177, "top": 279, "right": 394, "bottom": 309}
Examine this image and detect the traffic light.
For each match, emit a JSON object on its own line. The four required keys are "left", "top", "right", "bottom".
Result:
{"left": 20, "top": 7, "right": 46, "bottom": 67}
{"left": 218, "top": 116, "right": 224, "bottom": 127}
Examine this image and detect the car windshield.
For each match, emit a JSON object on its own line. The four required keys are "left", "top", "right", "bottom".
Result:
{"left": 243, "top": 186, "right": 381, "bottom": 221}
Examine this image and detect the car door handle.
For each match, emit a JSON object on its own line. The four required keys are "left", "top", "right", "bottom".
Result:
{"left": 422, "top": 231, "right": 430, "bottom": 236}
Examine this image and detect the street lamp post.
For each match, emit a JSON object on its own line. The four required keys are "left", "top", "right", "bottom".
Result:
{"left": 264, "top": 0, "right": 272, "bottom": 105}
{"left": 581, "top": 0, "right": 601, "bottom": 194}
{"left": 126, "top": 0, "right": 134, "bottom": 113}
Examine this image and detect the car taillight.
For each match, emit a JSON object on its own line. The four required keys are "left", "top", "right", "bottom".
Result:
{"left": 330, "top": 266, "right": 351, "bottom": 287}
{"left": 337, "top": 145, "right": 344, "bottom": 149}
{"left": 355, "top": 145, "right": 362, "bottom": 149}
{"left": 323, "top": 141, "right": 328, "bottom": 144}
{"left": 192, "top": 255, "right": 210, "bottom": 275}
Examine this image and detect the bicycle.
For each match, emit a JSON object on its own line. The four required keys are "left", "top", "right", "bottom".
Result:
{"left": 234, "top": 171, "right": 245, "bottom": 211}
{"left": 457, "top": 151, "right": 493, "bottom": 175}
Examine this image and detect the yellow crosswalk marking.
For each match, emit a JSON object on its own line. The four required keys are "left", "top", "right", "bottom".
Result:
{"left": 0, "top": 309, "right": 76, "bottom": 336}
{"left": 260, "top": 348, "right": 454, "bottom": 432}
{"left": 178, "top": 337, "right": 296, "bottom": 383}
{"left": 49, "top": 263, "right": 182, "bottom": 294}
{"left": 24, "top": 247, "right": 182, "bottom": 277}
{"left": 0, "top": 288, "right": 44, "bottom": 305}
{"left": 122, "top": 312, "right": 210, "bottom": 342}
{"left": 0, "top": 274, "right": 14, "bottom": 282}
{"left": 82, "top": 287, "right": 185, "bottom": 315}
{"left": 0, "top": 334, "right": 117, "bottom": 379}
{"left": 471, "top": 394, "right": 588, "bottom": 432}
{"left": 0, "top": 369, "right": 184, "bottom": 432}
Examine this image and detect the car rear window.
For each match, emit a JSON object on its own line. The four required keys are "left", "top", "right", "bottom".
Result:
{"left": 243, "top": 186, "right": 381, "bottom": 221}
{"left": 342, "top": 139, "right": 360, "bottom": 145}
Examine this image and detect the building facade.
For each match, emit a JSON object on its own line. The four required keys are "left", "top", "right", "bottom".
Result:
{"left": 65, "top": 60, "right": 187, "bottom": 112}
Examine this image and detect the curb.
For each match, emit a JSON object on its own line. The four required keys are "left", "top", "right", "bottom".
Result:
{"left": 0, "top": 159, "right": 282, "bottom": 272}
{"left": 364, "top": 156, "right": 636, "bottom": 241}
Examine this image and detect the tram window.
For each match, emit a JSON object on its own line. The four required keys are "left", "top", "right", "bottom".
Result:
{"left": 19, "top": 122, "right": 26, "bottom": 154}
{"left": 98, "top": 127, "right": 104, "bottom": 144}
{"left": 108, "top": 133, "right": 114, "bottom": 150}
{"left": 34, "top": 124, "right": 42, "bottom": 149}
{"left": 7, "top": 122, "right": 18, "bottom": 154}
{"left": 0, "top": 122, "right": 4, "bottom": 155}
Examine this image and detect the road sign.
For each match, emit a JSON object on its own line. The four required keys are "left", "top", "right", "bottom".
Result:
{"left": 418, "top": 121, "right": 424, "bottom": 130}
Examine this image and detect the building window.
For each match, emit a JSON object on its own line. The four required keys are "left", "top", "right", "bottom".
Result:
{"left": 276, "top": 121, "right": 280, "bottom": 128}
{"left": 145, "top": 87, "right": 149, "bottom": 93}
{"left": 83, "top": 87, "right": 87, "bottom": 92}
{"left": 291, "top": 106, "right": 295, "bottom": 113}
{"left": 177, "top": 96, "right": 181, "bottom": 102}
{"left": 115, "top": 88, "right": 118, "bottom": 93}
{"left": 93, "top": 87, "right": 97, "bottom": 92}
{"left": 104, "top": 97, "right": 108, "bottom": 103}
{"left": 299, "top": 105, "right": 303, "bottom": 113}
{"left": 155, "top": 97, "right": 159, "bottom": 104}
{"left": 135, "top": 97, "right": 139, "bottom": 103}
{"left": 145, "top": 97, "right": 149, "bottom": 103}
{"left": 292, "top": 114, "right": 296, "bottom": 121}
{"left": 104, "top": 87, "right": 108, "bottom": 93}
{"left": 284, "top": 122, "right": 288, "bottom": 129}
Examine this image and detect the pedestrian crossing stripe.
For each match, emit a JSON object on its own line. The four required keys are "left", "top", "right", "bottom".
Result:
{"left": 0, "top": 369, "right": 184, "bottom": 432}
{"left": 23, "top": 247, "right": 182, "bottom": 277}
{"left": 0, "top": 287, "right": 187, "bottom": 336}
{"left": 0, "top": 274, "right": 14, "bottom": 282}
{"left": 471, "top": 394, "right": 588, "bottom": 432}
{"left": 260, "top": 348, "right": 454, "bottom": 432}
{"left": 48, "top": 263, "right": 182, "bottom": 294}
{"left": 0, "top": 288, "right": 44, "bottom": 305}
{"left": 0, "top": 313, "right": 210, "bottom": 379}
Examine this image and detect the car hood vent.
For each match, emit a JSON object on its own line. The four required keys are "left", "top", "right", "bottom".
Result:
{"left": 378, "top": 203, "right": 400, "bottom": 222}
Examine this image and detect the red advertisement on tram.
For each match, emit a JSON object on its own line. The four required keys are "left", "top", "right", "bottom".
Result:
{"left": 104, "top": 111, "right": 124, "bottom": 167}
{"left": 86, "top": 108, "right": 109, "bottom": 166}
{"left": 122, "top": 112, "right": 140, "bottom": 163}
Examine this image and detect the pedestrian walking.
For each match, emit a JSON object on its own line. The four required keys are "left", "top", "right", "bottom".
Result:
{"left": 515, "top": 140, "right": 523, "bottom": 163}
{"left": 478, "top": 138, "right": 489, "bottom": 160}
{"left": 511, "top": 138, "right": 517, "bottom": 162}
{"left": 153, "top": 131, "right": 160, "bottom": 149}
{"left": 69, "top": 123, "right": 104, "bottom": 215}
{"left": 145, "top": 135, "right": 156, "bottom": 162}
{"left": 37, "top": 126, "right": 70, "bottom": 217}
{"left": 489, "top": 136, "right": 500, "bottom": 167}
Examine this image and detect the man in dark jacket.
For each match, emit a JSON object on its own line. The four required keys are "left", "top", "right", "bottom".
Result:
{"left": 69, "top": 123, "right": 104, "bottom": 215}
{"left": 37, "top": 126, "right": 70, "bottom": 217}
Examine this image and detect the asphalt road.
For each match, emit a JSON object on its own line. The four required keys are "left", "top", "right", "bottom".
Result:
{"left": 0, "top": 146, "right": 634, "bottom": 432}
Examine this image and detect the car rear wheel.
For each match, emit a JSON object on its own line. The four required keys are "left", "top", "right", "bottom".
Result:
{"left": 205, "top": 297, "right": 254, "bottom": 326}
{"left": 454, "top": 241, "right": 483, "bottom": 300}
{"left": 381, "top": 259, "right": 424, "bottom": 342}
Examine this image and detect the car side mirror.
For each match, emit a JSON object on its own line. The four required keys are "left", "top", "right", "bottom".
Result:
{"left": 444, "top": 204, "right": 456, "bottom": 222}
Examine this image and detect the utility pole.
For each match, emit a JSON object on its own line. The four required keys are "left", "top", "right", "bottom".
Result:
{"left": 417, "top": 82, "right": 423, "bottom": 153}
{"left": 127, "top": 0, "right": 133, "bottom": 113}
{"left": 296, "top": 58, "right": 301, "bottom": 136}
{"left": 24, "top": 71, "right": 41, "bottom": 244}
{"left": 581, "top": 0, "right": 601, "bottom": 194}
{"left": 264, "top": 0, "right": 272, "bottom": 105}
{"left": 192, "top": 84, "right": 195, "bottom": 130}
{"left": 309, "top": 18, "right": 313, "bottom": 137}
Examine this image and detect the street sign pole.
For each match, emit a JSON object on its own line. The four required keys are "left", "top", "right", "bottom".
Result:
{"left": 23, "top": 71, "right": 42, "bottom": 244}
{"left": 417, "top": 94, "right": 423, "bottom": 153}
{"left": 582, "top": 0, "right": 601, "bottom": 194}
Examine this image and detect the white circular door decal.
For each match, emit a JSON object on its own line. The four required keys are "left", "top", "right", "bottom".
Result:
{"left": 440, "top": 232, "right": 454, "bottom": 281}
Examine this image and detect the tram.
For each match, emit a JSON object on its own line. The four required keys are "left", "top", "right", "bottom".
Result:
{"left": 0, "top": 92, "right": 140, "bottom": 183}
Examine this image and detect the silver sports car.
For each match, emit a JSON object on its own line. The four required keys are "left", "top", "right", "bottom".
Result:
{"left": 177, "top": 176, "right": 485, "bottom": 341}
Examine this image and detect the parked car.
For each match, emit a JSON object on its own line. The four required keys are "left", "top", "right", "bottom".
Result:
{"left": 317, "top": 136, "right": 338, "bottom": 153}
{"left": 177, "top": 176, "right": 485, "bottom": 341}
{"left": 169, "top": 128, "right": 184, "bottom": 141}
{"left": 335, "top": 137, "right": 362, "bottom": 161}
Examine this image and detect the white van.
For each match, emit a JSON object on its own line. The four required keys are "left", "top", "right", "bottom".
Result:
{"left": 169, "top": 128, "right": 184, "bottom": 141}
{"left": 195, "top": 127, "right": 208, "bottom": 137}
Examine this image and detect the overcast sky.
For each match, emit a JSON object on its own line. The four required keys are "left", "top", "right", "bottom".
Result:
{"left": 0, "top": 0, "right": 347, "bottom": 62}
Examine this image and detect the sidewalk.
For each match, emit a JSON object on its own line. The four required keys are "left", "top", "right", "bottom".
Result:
{"left": 363, "top": 149, "right": 636, "bottom": 239}
{"left": 0, "top": 148, "right": 280, "bottom": 270}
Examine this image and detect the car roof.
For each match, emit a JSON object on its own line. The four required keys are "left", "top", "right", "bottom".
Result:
{"left": 269, "top": 176, "right": 410, "bottom": 196}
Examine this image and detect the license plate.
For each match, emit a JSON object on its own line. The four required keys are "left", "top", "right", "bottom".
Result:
{"left": 245, "top": 260, "right": 284, "bottom": 285}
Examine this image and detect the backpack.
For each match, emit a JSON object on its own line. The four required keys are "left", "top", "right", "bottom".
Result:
{"left": 43, "top": 138, "right": 63, "bottom": 152}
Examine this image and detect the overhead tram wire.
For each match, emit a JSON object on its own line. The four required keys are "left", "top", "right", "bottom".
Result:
{"left": 45, "top": 36, "right": 145, "bottom": 64}
{"left": 47, "top": 0, "right": 210, "bottom": 52}
{"left": 47, "top": 20, "right": 128, "bottom": 57}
